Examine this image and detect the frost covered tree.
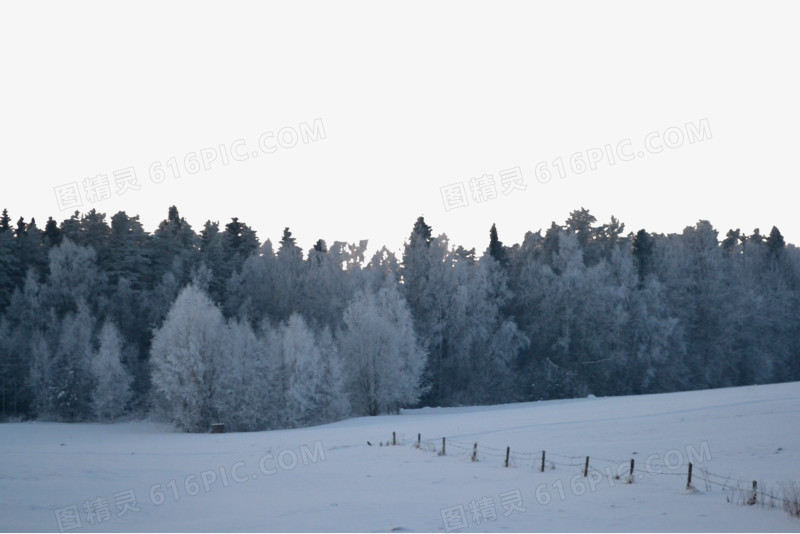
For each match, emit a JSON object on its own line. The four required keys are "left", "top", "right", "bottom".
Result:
{"left": 225, "top": 240, "right": 278, "bottom": 323}
{"left": 7, "top": 240, "right": 104, "bottom": 420}
{"left": 274, "top": 314, "right": 347, "bottom": 427}
{"left": 4, "top": 204, "right": 800, "bottom": 423}
{"left": 212, "top": 318, "right": 276, "bottom": 431}
{"left": 314, "top": 326, "right": 350, "bottom": 422}
{"left": 401, "top": 220, "right": 450, "bottom": 405}
{"left": 401, "top": 219, "right": 527, "bottom": 406}
{"left": 26, "top": 330, "right": 52, "bottom": 419}
{"left": 150, "top": 284, "right": 225, "bottom": 432}
{"left": 298, "top": 240, "right": 354, "bottom": 331}
{"left": 339, "top": 283, "right": 427, "bottom": 415}
{"left": 90, "top": 321, "right": 133, "bottom": 421}
{"left": 45, "top": 239, "right": 106, "bottom": 317}
{"left": 272, "top": 228, "right": 307, "bottom": 322}
{"left": 44, "top": 302, "right": 96, "bottom": 421}
{"left": 0, "top": 212, "right": 19, "bottom": 312}
{"left": 446, "top": 248, "right": 528, "bottom": 405}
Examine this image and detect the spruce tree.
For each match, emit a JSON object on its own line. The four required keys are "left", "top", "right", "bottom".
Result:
{"left": 488, "top": 223, "right": 507, "bottom": 267}
{"left": 632, "top": 229, "right": 654, "bottom": 285}
{"left": 766, "top": 226, "right": 785, "bottom": 259}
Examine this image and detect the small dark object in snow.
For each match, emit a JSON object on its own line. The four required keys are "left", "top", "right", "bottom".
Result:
{"left": 367, "top": 441, "right": 372, "bottom": 446}
{"left": 60, "top": 443, "right": 65, "bottom": 447}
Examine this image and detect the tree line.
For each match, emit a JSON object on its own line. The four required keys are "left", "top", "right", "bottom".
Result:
{"left": 0, "top": 206, "right": 797, "bottom": 431}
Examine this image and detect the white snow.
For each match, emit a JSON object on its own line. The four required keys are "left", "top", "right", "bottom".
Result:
{"left": 2, "top": 382, "right": 800, "bottom": 532}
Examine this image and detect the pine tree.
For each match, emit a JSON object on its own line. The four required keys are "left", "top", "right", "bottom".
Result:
{"left": 149, "top": 206, "right": 199, "bottom": 289}
{"left": 106, "top": 212, "right": 150, "bottom": 289}
{"left": 0, "top": 209, "right": 10, "bottom": 233}
{"left": 632, "top": 229, "right": 654, "bottom": 285}
{"left": 198, "top": 221, "right": 226, "bottom": 302}
{"left": 0, "top": 220, "right": 18, "bottom": 311}
{"left": 219, "top": 217, "right": 260, "bottom": 292}
{"left": 488, "top": 223, "right": 508, "bottom": 267}
{"left": 766, "top": 226, "right": 785, "bottom": 259}
{"left": 279, "top": 227, "right": 303, "bottom": 260}
{"left": 272, "top": 228, "right": 306, "bottom": 322}
{"left": 721, "top": 229, "right": 741, "bottom": 255}
{"left": 312, "top": 238, "right": 327, "bottom": 255}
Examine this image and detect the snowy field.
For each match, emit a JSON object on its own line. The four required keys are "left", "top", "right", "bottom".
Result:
{"left": 2, "top": 382, "right": 800, "bottom": 533}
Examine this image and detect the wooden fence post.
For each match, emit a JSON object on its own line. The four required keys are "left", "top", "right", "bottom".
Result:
{"left": 442, "top": 437, "right": 446, "bottom": 456}
{"left": 471, "top": 443, "right": 478, "bottom": 462}
{"left": 505, "top": 447, "right": 510, "bottom": 468}
{"left": 393, "top": 432, "right": 396, "bottom": 446}
{"left": 417, "top": 433, "right": 421, "bottom": 448}
{"left": 629, "top": 459, "right": 635, "bottom": 483}
{"left": 686, "top": 462, "right": 693, "bottom": 489}
{"left": 541, "top": 450, "right": 546, "bottom": 472}
{"left": 748, "top": 481, "right": 758, "bottom": 505}
{"left": 584, "top": 456, "right": 589, "bottom": 477}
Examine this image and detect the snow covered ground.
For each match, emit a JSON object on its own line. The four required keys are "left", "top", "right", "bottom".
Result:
{"left": 2, "top": 382, "right": 800, "bottom": 532}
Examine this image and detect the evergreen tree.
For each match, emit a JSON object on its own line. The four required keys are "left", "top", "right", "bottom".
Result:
{"left": 106, "top": 212, "right": 150, "bottom": 289}
{"left": 721, "top": 228, "right": 741, "bottom": 255}
{"left": 0, "top": 217, "right": 18, "bottom": 311}
{"left": 279, "top": 227, "right": 303, "bottom": 260}
{"left": 766, "top": 226, "right": 785, "bottom": 259}
{"left": 43, "top": 217, "right": 63, "bottom": 248}
{"left": 488, "top": 223, "right": 508, "bottom": 267}
{"left": 149, "top": 206, "right": 199, "bottom": 289}
{"left": 198, "top": 221, "right": 226, "bottom": 302}
{"left": 312, "top": 238, "right": 327, "bottom": 255}
{"left": 632, "top": 229, "right": 654, "bottom": 285}
{"left": 271, "top": 228, "right": 306, "bottom": 322}
{"left": 217, "top": 217, "right": 260, "bottom": 297}
{"left": 0, "top": 209, "right": 10, "bottom": 232}
{"left": 401, "top": 219, "right": 449, "bottom": 405}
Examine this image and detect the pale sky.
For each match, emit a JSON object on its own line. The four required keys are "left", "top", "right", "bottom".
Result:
{"left": 1, "top": 1, "right": 798, "bottom": 258}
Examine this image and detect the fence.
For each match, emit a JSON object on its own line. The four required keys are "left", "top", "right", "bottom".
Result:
{"left": 372, "top": 431, "right": 799, "bottom": 518}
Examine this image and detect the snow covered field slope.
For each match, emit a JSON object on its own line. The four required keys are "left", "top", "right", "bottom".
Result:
{"left": 2, "top": 382, "right": 800, "bottom": 532}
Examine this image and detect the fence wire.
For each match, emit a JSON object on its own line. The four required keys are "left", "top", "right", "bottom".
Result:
{"left": 387, "top": 431, "right": 797, "bottom": 512}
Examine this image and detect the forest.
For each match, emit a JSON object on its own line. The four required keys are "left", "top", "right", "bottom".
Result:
{"left": 0, "top": 206, "right": 798, "bottom": 432}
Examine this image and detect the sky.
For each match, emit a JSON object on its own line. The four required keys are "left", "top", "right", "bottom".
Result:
{"left": 1, "top": 1, "right": 798, "bottom": 259}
